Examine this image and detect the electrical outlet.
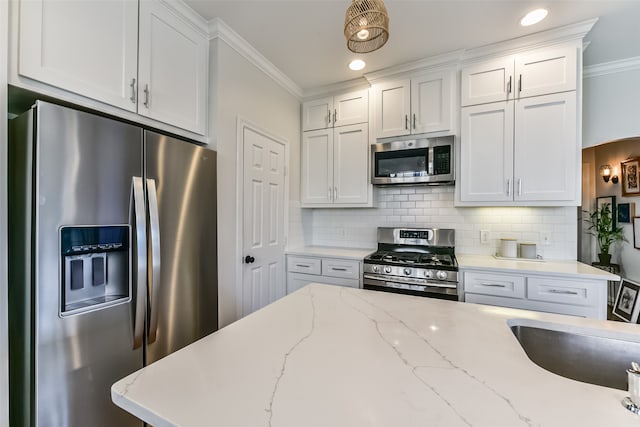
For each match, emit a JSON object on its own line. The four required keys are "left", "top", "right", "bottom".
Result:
{"left": 480, "top": 230, "right": 489, "bottom": 244}
{"left": 541, "top": 233, "right": 551, "bottom": 245}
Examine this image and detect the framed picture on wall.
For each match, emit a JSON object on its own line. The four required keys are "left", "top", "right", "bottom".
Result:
{"left": 634, "top": 217, "right": 640, "bottom": 250}
{"left": 618, "top": 203, "right": 635, "bottom": 223}
{"left": 596, "top": 196, "right": 617, "bottom": 231}
{"left": 621, "top": 157, "right": 640, "bottom": 196}
{"left": 613, "top": 279, "right": 640, "bottom": 322}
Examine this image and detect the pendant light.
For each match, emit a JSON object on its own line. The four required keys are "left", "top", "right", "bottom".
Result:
{"left": 344, "top": 0, "right": 389, "bottom": 53}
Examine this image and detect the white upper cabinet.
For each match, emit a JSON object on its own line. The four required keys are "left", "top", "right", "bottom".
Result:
{"left": 18, "top": 0, "right": 208, "bottom": 135}
{"left": 374, "top": 70, "right": 454, "bottom": 139}
{"left": 19, "top": 0, "right": 138, "bottom": 112}
{"left": 301, "top": 90, "right": 368, "bottom": 131}
{"left": 301, "top": 123, "right": 369, "bottom": 207}
{"left": 138, "top": 1, "right": 208, "bottom": 134}
{"left": 459, "top": 92, "right": 577, "bottom": 203}
{"left": 461, "top": 44, "right": 577, "bottom": 106}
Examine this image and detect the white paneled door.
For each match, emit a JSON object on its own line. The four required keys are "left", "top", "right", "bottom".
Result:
{"left": 242, "top": 126, "right": 287, "bottom": 316}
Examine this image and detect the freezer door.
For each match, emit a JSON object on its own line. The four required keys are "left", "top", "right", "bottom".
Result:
{"left": 144, "top": 131, "right": 218, "bottom": 363}
{"left": 24, "top": 102, "right": 143, "bottom": 427}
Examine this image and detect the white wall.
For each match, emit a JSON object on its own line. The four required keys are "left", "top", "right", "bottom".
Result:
{"left": 304, "top": 187, "right": 578, "bottom": 260}
{"left": 583, "top": 63, "right": 640, "bottom": 148}
{"left": 1, "top": 1, "right": 9, "bottom": 425}
{"left": 210, "top": 40, "right": 300, "bottom": 327}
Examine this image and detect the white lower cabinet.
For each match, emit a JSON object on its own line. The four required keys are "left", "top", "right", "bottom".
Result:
{"left": 286, "top": 255, "right": 361, "bottom": 294}
{"left": 462, "top": 269, "right": 607, "bottom": 319}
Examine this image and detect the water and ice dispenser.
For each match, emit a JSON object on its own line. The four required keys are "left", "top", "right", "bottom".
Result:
{"left": 60, "top": 225, "right": 130, "bottom": 314}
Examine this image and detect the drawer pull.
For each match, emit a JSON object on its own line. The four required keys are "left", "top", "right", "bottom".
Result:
{"left": 548, "top": 289, "right": 579, "bottom": 295}
{"left": 480, "top": 282, "right": 506, "bottom": 288}
{"left": 331, "top": 267, "right": 348, "bottom": 272}
{"left": 295, "top": 264, "right": 311, "bottom": 268}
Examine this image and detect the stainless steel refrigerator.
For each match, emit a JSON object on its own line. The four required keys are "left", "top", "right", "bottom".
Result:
{"left": 8, "top": 101, "right": 218, "bottom": 427}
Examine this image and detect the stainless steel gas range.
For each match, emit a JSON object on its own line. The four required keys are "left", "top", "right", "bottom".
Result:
{"left": 363, "top": 227, "right": 459, "bottom": 300}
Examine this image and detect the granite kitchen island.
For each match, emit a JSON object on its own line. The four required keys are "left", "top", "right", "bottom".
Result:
{"left": 112, "top": 284, "right": 640, "bottom": 426}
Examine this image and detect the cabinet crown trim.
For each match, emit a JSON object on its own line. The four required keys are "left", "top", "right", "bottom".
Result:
{"left": 584, "top": 56, "right": 640, "bottom": 78}
{"left": 209, "top": 18, "right": 303, "bottom": 99}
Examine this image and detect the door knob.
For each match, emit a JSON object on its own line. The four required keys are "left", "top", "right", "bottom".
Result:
{"left": 244, "top": 255, "right": 255, "bottom": 264}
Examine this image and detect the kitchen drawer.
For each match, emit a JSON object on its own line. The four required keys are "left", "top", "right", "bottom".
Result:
{"left": 527, "top": 277, "right": 597, "bottom": 307}
{"left": 464, "top": 271, "right": 526, "bottom": 299}
{"left": 287, "top": 272, "right": 359, "bottom": 294}
{"left": 322, "top": 259, "right": 360, "bottom": 280}
{"left": 287, "top": 256, "right": 321, "bottom": 275}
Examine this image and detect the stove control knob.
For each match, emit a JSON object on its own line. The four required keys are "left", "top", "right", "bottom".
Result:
{"left": 384, "top": 266, "right": 392, "bottom": 274}
{"left": 424, "top": 270, "right": 433, "bottom": 279}
{"left": 372, "top": 265, "right": 379, "bottom": 273}
{"left": 403, "top": 268, "right": 411, "bottom": 276}
{"left": 436, "top": 271, "right": 448, "bottom": 280}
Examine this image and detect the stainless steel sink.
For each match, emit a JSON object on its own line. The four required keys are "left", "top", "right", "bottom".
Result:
{"left": 509, "top": 320, "right": 640, "bottom": 390}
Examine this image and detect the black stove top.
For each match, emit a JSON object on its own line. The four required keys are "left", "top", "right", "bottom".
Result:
{"left": 365, "top": 251, "right": 455, "bottom": 268}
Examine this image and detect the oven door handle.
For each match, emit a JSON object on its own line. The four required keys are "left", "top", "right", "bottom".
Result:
{"left": 363, "top": 273, "right": 457, "bottom": 289}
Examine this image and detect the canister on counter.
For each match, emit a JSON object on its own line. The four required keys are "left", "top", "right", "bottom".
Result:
{"left": 499, "top": 238, "right": 517, "bottom": 258}
{"left": 519, "top": 242, "right": 537, "bottom": 259}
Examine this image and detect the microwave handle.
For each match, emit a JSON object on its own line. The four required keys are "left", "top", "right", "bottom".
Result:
{"left": 428, "top": 146, "right": 434, "bottom": 175}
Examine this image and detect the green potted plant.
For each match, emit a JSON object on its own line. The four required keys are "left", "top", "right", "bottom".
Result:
{"left": 585, "top": 203, "right": 625, "bottom": 265}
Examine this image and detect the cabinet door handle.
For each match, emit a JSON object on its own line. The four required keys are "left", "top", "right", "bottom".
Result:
{"left": 143, "top": 84, "right": 150, "bottom": 108}
{"left": 334, "top": 109, "right": 337, "bottom": 124}
{"left": 129, "top": 78, "right": 137, "bottom": 103}
{"left": 413, "top": 113, "right": 416, "bottom": 129}
{"left": 328, "top": 109, "right": 331, "bottom": 125}
{"left": 506, "top": 178, "right": 511, "bottom": 196}
{"left": 507, "top": 76, "right": 512, "bottom": 94}
{"left": 295, "top": 264, "right": 311, "bottom": 268}
{"left": 405, "top": 114, "right": 409, "bottom": 130}
{"left": 548, "top": 289, "right": 579, "bottom": 295}
{"left": 480, "top": 282, "right": 506, "bottom": 288}
{"left": 518, "top": 74, "right": 522, "bottom": 93}
{"left": 518, "top": 178, "right": 522, "bottom": 196}
{"left": 328, "top": 187, "right": 332, "bottom": 201}
{"left": 331, "top": 267, "right": 348, "bottom": 272}
{"left": 333, "top": 187, "right": 337, "bottom": 200}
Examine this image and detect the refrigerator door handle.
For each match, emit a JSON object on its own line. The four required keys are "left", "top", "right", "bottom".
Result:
{"left": 131, "top": 177, "right": 147, "bottom": 350}
{"left": 146, "top": 179, "right": 162, "bottom": 344}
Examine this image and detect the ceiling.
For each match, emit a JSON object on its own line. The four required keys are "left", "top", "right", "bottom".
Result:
{"left": 184, "top": 0, "right": 640, "bottom": 93}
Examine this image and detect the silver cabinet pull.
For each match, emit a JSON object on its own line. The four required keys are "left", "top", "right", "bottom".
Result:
{"left": 131, "top": 177, "right": 147, "bottom": 350}
{"left": 295, "top": 264, "right": 311, "bottom": 268}
{"left": 333, "top": 186, "right": 337, "bottom": 200}
{"left": 328, "top": 187, "right": 332, "bottom": 201}
{"left": 129, "top": 78, "right": 137, "bottom": 103}
{"left": 507, "top": 178, "right": 511, "bottom": 196}
{"left": 518, "top": 178, "right": 522, "bottom": 196}
{"left": 327, "top": 109, "right": 331, "bottom": 125}
{"left": 146, "top": 178, "right": 161, "bottom": 345}
{"left": 548, "top": 289, "right": 579, "bottom": 295}
{"left": 333, "top": 109, "right": 337, "bottom": 124}
{"left": 480, "top": 282, "right": 506, "bottom": 288}
{"left": 518, "top": 74, "right": 522, "bottom": 93}
{"left": 332, "top": 267, "right": 348, "bottom": 272}
{"left": 405, "top": 114, "right": 409, "bottom": 130}
{"left": 507, "top": 76, "right": 512, "bottom": 94}
{"left": 413, "top": 113, "right": 416, "bottom": 129}
{"left": 143, "top": 84, "right": 150, "bottom": 108}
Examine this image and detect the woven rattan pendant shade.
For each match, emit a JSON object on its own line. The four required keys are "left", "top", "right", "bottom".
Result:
{"left": 344, "top": 0, "right": 389, "bottom": 53}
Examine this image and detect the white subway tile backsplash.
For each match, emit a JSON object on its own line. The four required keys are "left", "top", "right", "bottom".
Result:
{"left": 289, "top": 187, "right": 578, "bottom": 259}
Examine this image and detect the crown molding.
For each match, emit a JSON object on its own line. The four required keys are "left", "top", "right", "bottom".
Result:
{"left": 461, "top": 17, "right": 599, "bottom": 64}
{"left": 303, "top": 77, "right": 370, "bottom": 101}
{"left": 584, "top": 56, "right": 640, "bottom": 79}
{"left": 209, "top": 18, "right": 303, "bottom": 100}
{"left": 364, "top": 50, "right": 464, "bottom": 84}
{"left": 158, "top": 0, "right": 209, "bottom": 35}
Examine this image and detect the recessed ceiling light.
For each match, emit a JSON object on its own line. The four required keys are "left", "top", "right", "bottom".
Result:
{"left": 520, "top": 8, "right": 548, "bottom": 26}
{"left": 349, "top": 59, "right": 366, "bottom": 71}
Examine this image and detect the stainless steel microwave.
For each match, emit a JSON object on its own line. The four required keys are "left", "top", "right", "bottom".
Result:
{"left": 371, "top": 136, "right": 455, "bottom": 185}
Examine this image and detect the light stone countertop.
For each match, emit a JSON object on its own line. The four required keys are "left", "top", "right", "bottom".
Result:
{"left": 112, "top": 284, "right": 640, "bottom": 427}
{"left": 457, "top": 254, "right": 620, "bottom": 281}
{"left": 285, "top": 245, "right": 375, "bottom": 260}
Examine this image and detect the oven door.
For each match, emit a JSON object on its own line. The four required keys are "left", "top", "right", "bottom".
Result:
{"left": 363, "top": 273, "right": 459, "bottom": 300}
{"left": 371, "top": 137, "right": 454, "bottom": 185}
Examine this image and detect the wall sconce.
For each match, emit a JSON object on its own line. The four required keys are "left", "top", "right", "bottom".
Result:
{"left": 600, "top": 164, "right": 619, "bottom": 183}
